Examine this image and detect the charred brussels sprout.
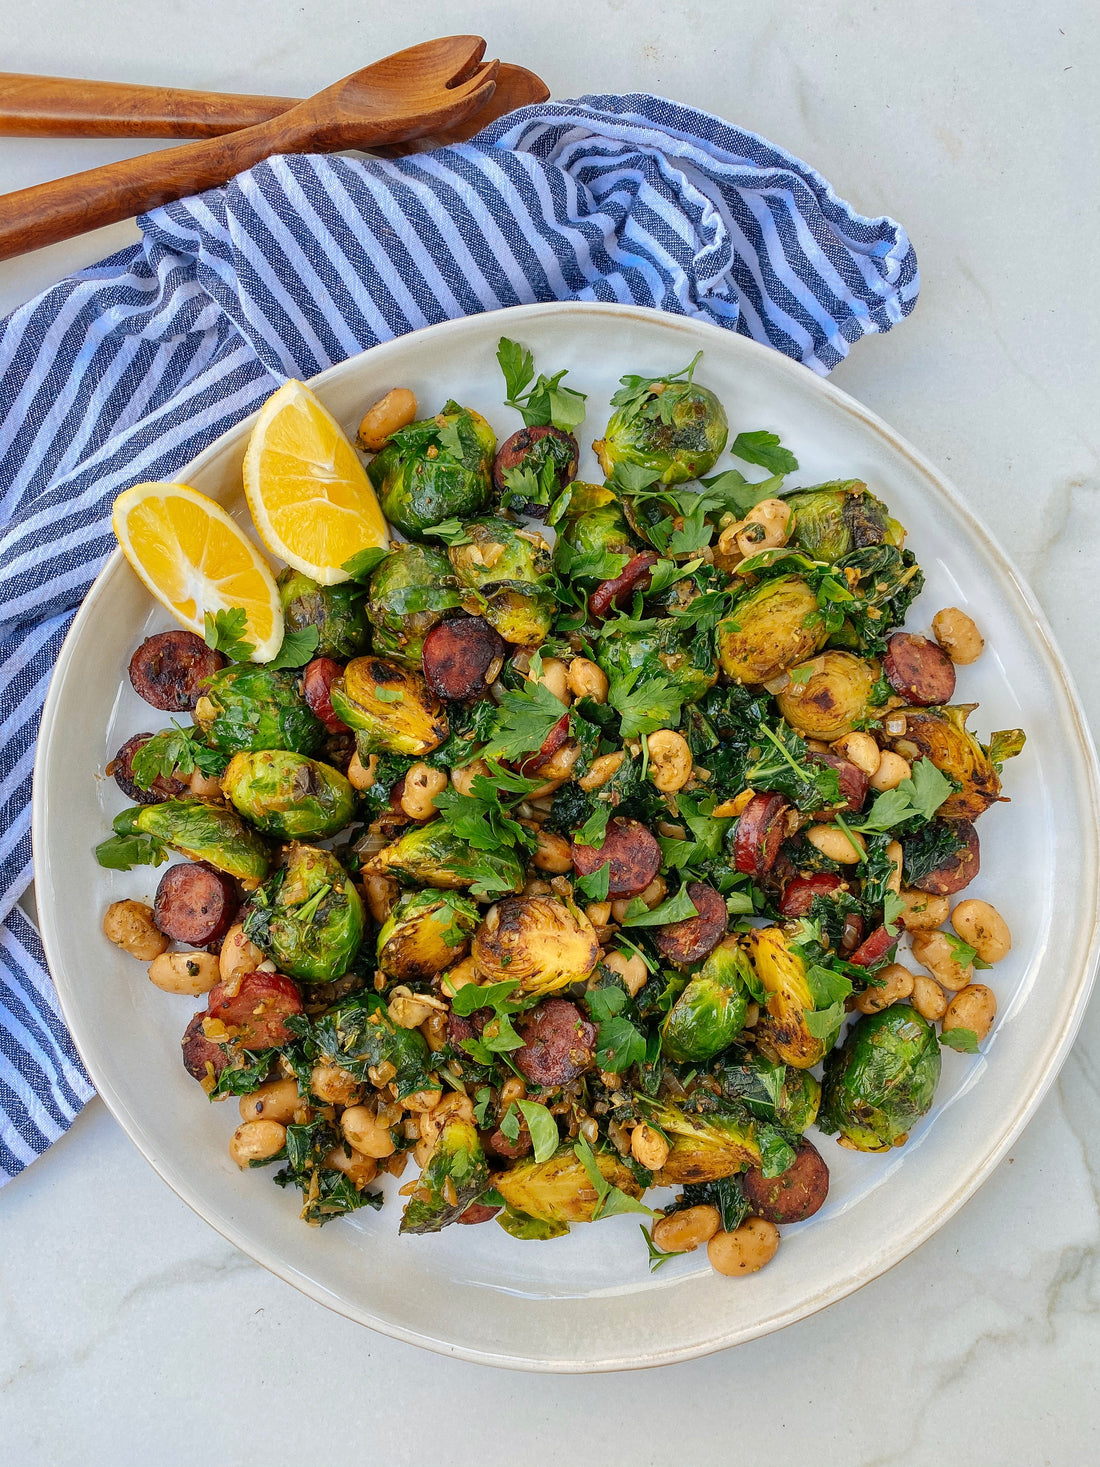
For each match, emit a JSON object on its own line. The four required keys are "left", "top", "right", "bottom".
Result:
{"left": 597, "top": 618, "right": 718, "bottom": 706}
{"left": 131, "top": 799, "right": 271, "bottom": 881}
{"left": 716, "top": 576, "right": 829, "bottom": 685}
{"left": 447, "top": 517, "right": 554, "bottom": 647}
{"left": 244, "top": 844, "right": 364, "bottom": 984}
{"left": 883, "top": 705, "right": 1005, "bottom": 821}
{"left": 364, "top": 822, "right": 525, "bottom": 894}
{"left": 330, "top": 656, "right": 448, "bottom": 758}
{"left": 221, "top": 750, "right": 355, "bottom": 840}
{"left": 744, "top": 927, "right": 828, "bottom": 1070}
{"left": 640, "top": 1099, "right": 759, "bottom": 1183}
{"left": 712, "top": 1048, "right": 821, "bottom": 1134}
{"left": 276, "top": 568, "right": 370, "bottom": 659}
{"left": 400, "top": 1118, "right": 489, "bottom": 1234}
{"left": 367, "top": 401, "right": 495, "bottom": 538}
{"left": 782, "top": 481, "right": 905, "bottom": 562}
{"left": 193, "top": 665, "right": 324, "bottom": 757}
{"left": 377, "top": 889, "right": 479, "bottom": 980}
{"left": 594, "top": 368, "right": 728, "bottom": 485}
{"left": 661, "top": 940, "right": 752, "bottom": 1062}
{"left": 775, "top": 651, "right": 880, "bottom": 741}
{"left": 492, "top": 1144, "right": 642, "bottom": 1226}
{"left": 553, "top": 482, "right": 638, "bottom": 583}
{"left": 819, "top": 1005, "right": 941, "bottom": 1152}
{"left": 364, "top": 543, "right": 461, "bottom": 664}
{"left": 472, "top": 896, "right": 599, "bottom": 996}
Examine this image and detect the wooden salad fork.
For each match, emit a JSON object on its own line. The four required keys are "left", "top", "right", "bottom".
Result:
{"left": 0, "top": 36, "right": 500, "bottom": 262}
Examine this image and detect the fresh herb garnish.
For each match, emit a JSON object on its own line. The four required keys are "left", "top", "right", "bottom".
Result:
{"left": 203, "top": 607, "right": 255, "bottom": 662}
{"left": 497, "top": 336, "right": 587, "bottom": 433}
{"left": 573, "top": 1134, "right": 655, "bottom": 1220}
{"left": 129, "top": 723, "right": 228, "bottom": 790}
{"left": 265, "top": 625, "right": 320, "bottom": 670}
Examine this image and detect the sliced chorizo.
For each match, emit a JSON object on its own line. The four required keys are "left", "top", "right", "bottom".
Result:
{"left": 571, "top": 816, "right": 661, "bottom": 898}
{"left": 779, "top": 872, "right": 843, "bottom": 918}
{"left": 181, "top": 1010, "right": 228, "bottom": 1083}
{"left": 108, "top": 732, "right": 189, "bottom": 804}
{"left": 519, "top": 711, "right": 570, "bottom": 776}
{"left": 301, "top": 657, "right": 349, "bottom": 733}
{"left": 484, "top": 1124, "right": 533, "bottom": 1161}
{"left": 422, "top": 616, "right": 506, "bottom": 701}
{"left": 493, "top": 425, "right": 579, "bottom": 502}
{"left": 512, "top": 998, "right": 597, "bottom": 1087}
{"left": 808, "top": 751, "right": 868, "bottom": 814}
{"left": 154, "top": 862, "right": 239, "bottom": 948}
{"left": 206, "top": 972, "right": 303, "bottom": 1050}
{"left": 128, "top": 630, "right": 224, "bottom": 711}
{"left": 742, "top": 1139, "right": 830, "bottom": 1223}
{"left": 906, "top": 818, "right": 980, "bottom": 895}
{"left": 588, "top": 551, "right": 659, "bottom": 619}
{"left": 457, "top": 1200, "right": 502, "bottom": 1225}
{"left": 883, "top": 632, "right": 956, "bottom": 707}
{"left": 653, "top": 882, "right": 728, "bottom": 967}
{"left": 733, "top": 793, "right": 789, "bottom": 879}
{"left": 848, "top": 924, "right": 897, "bottom": 970}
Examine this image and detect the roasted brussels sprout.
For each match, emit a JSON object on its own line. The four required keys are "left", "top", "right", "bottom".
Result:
{"left": 221, "top": 750, "right": 355, "bottom": 840}
{"left": 472, "top": 896, "right": 599, "bottom": 995}
{"left": 819, "top": 1005, "right": 941, "bottom": 1152}
{"left": 594, "top": 368, "right": 728, "bottom": 485}
{"left": 641, "top": 1098, "right": 760, "bottom": 1183}
{"left": 244, "top": 844, "right": 364, "bottom": 983}
{"left": 304, "top": 991, "right": 439, "bottom": 1102}
{"left": 364, "top": 543, "right": 462, "bottom": 664}
{"left": 491, "top": 1144, "right": 642, "bottom": 1225}
{"left": 447, "top": 517, "right": 554, "bottom": 646}
{"left": 716, "top": 576, "right": 829, "bottom": 685}
{"left": 782, "top": 481, "right": 905, "bottom": 561}
{"left": 596, "top": 618, "right": 718, "bottom": 706}
{"left": 712, "top": 1048, "right": 822, "bottom": 1134}
{"left": 661, "top": 940, "right": 752, "bottom": 1062}
{"left": 744, "top": 927, "right": 828, "bottom": 1070}
{"left": 367, "top": 401, "right": 495, "bottom": 538}
{"left": 553, "top": 482, "right": 638, "bottom": 582}
{"left": 129, "top": 799, "right": 272, "bottom": 881}
{"left": 400, "top": 1118, "right": 489, "bottom": 1233}
{"left": 883, "top": 704, "right": 1004, "bottom": 821}
{"left": 377, "top": 889, "right": 479, "bottom": 980}
{"left": 775, "top": 651, "right": 879, "bottom": 741}
{"left": 194, "top": 665, "right": 324, "bottom": 757}
{"left": 364, "top": 822, "right": 526, "bottom": 895}
{"left": 276, "top": 568, "right": 370, "bottom": 659}
{"left": 330, "top": 656, "right": 448, "bottom": 758}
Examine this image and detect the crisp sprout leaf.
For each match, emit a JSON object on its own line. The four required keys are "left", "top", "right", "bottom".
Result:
{"left": 516, "top": 1100, "right": 559, "bottom": 1163}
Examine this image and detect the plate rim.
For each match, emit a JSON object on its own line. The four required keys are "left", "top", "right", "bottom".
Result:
{"left": 32, "top": 299, "right": 1100, "bottom": 1371}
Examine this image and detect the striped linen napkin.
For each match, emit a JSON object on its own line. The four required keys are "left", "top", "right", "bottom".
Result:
{"left": 0, "top": 93, "right": 918, "bottom": 1185}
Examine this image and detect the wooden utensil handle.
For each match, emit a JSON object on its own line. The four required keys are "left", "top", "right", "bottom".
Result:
{"left": 0, "top": 73, "right": 299, "bottom": 137}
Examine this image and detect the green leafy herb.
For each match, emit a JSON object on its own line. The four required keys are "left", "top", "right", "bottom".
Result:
{"left": 586, "top": 984, "right": 647, "bottom": 1073}
{"left": 575, "top": 800, "right": 612, "bottom": 851}
{"left": 940, "top": 1026, "right": 980, "bottom": 1054}
{"left": 422, "top": 518, "right": 473, "bottom": 547}
{"left": 496, "top": 336, "right": 586, "bottom": 432}
{"left": 485, "top": 680, "right": 569, "bottom": 761}
{"left": 607, "top": 662, "right": 687, "bottom": 740}
{"left": 129, "top": 723, "right": 228, "bottom": 790}
{"left": 203, "top": 607, "right": 255, "bottom": 662}
{"left": 94, "top": 831, "right": 169, "bottom": 870}
{"left": 756, "top": 1122, "right": 798, "bottom": 1179}
{"left": 640, "top": 1223, "right": 685, "bottom": 1272}
{"left": 472, "top": 1086, "right": 493, "bottom": 1128}
{"left": 609, "top": 352, "right": 702, "bottom": 416}
{"left": 373, "top": 686, "right": 402, "bottom": 704}
{"left": 499, "top": 1103, "right": 522, "bottom": 1142}
{"left": 730, "top": 429, "right": 799, "bottom": 477}
{"left": 942, "top": 931, "right": 992, "bottom": 971}
{"left": 573, "top": 1134, "right": 654, "bottom": 1220}
{"left": 575, "top": 862, "right": 611, "bottom": 902}
{"left": 516, "top": 1099, "right": 560, "bottom": 1163}
{"left": 340, "top": 546, "right": 391, "bottom": 581}
{"left": 620, "top": 886, "right": 699, "bottom": 929}
{"left": 855, "top": 759, "right": 954, "bottom": 832}
{"left": 265, "top": 625, "right": 320, "bottom": 670}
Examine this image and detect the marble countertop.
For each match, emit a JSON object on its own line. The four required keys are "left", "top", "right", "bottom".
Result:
{"left": 2, "top": 3, "right": 1097, "bottom": 1462}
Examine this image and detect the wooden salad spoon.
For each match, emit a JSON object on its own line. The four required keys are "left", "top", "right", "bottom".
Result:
{"left": 0, "top": 36, "right": 499, "bottom": 262}
{"left": 0, "top": 61, "right": 548, "bottom": 154}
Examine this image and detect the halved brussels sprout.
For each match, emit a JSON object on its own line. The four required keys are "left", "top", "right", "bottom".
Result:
{"left": 448, "top": 517, "right": 554, "bottom": 647}
{"left": 661, "top": 939, "right": 752, "bottom": 1062}
{"left": 194, "top": 665, "right": 324, "bottom": 757}
{"left": 277, "top": 568, "right": 370, "bottom": 659}
{"left": 712, "top": 1048, "right": 822, "bottom": 1134}
{"left": 363, "top": 822, "right": 526, "bottom": 894}
{"left": 491, "top": 1144, "right": 642, "bottom": 1225}
{"left": 132, "top": 799, "right": 271, "bottom": 881}
{"left": 594, "top": 375, "right": 728, "bottom": 485}
{"left": 641, "top": 1098, "right": 759, "bottom": 1183}
{"left": 400, "top": 1118, "right": 489, "bottom": 1234}
{"left": 365, "top": 543, "right": 461, "bottom": 664}
{"left": 330, "top": 656, "right": 448, "bottom": 757}
{"left": 775, "top": 650, "right": 879, "bottom": 741}
{"left": 377, "top": 889, "right": 479, "bottom": 980}
{"left": 883, "top": 704, "right": 1003, "bottom": 821}
{"left": 221, "top": 750, "right": 355, "bottom": 840}
{"left": 819, "top": 1005, "right": 941, "bottom": 1152}
{"left": 744, "top": 927, "right": 827, "bottom": 1070}
{"left": 597, "top": 619, "right": 718, "bottom": 706}
{"left": 472, "top": 896, "right": 599, "bottom": 996}
{"left": 716, "top": 575, "right": 828, "bottom": 685}
{"left": 782, "top": 481, "right": 905, "bottom": 562}
{"left": 367, "top": 401, "right": 495, "bottom": 539}
{"left": 553, "top": 482, "right": 638, "bottom": 582}
{"left": 243, "top": 844, "right": 364, "bottom": 983}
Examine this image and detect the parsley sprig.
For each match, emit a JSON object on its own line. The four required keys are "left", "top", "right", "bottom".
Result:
{"left": 497, "top": 336, "right": 586, "bottom": 433}
{"left": 203, "top": 607, "right": 254, "bottom": 662}
{"left": 130, "top": 723, "right": 228, "bottom": 790}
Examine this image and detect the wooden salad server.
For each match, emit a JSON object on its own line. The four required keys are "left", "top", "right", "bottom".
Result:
{"left": 0, "top": 61, "right": 548, "bottom": 152}
{"left": 0, "top": 36, "right": 499, "bottom": 262}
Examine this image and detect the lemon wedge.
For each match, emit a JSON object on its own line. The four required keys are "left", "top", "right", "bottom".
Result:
{"left": 242, "top": 379, "right": 389, "bottom": 584}
{"left": 112, "top": 482, "right": 283, "bottom": 662}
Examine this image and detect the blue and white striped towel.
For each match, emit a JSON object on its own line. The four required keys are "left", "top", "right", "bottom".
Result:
{"left": 0, "top": 94, "right": 918, "bottom": 1184}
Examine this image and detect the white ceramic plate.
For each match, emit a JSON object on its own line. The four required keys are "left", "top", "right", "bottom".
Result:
{"left": 33, "top": 302, "right": 1100, "bottom": 1372}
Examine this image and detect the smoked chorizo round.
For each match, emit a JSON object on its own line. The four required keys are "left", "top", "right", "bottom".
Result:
{"left": 570, "top": 816, "right": 661, "bottom": 898}
{"left": 883, "top": 632, "right": 956, "bottom": 706}
{"left": 653, "top": 882, "right": 728, "bottom": 966}
{"left": 153, "top": 862, "right": 239, "bottom": 948}
{"left": 421, "top": 616, "right": 506, "bottom": 701}
{"left": 128, "top": 630, "right": 224, "bottom": 711}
